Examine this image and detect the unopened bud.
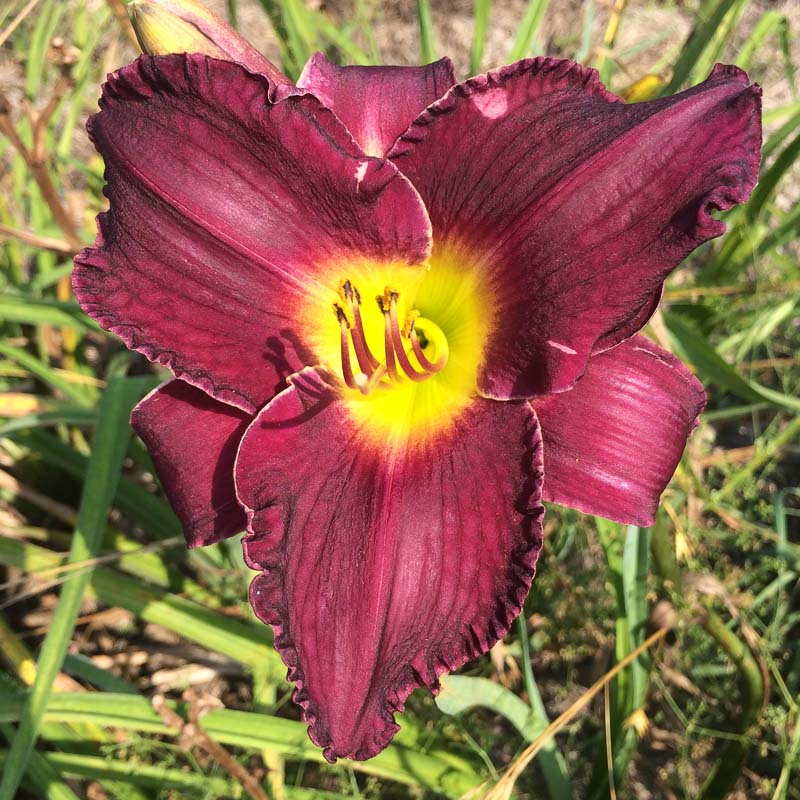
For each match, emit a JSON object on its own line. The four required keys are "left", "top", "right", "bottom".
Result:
{"left": 128, "top": 0, "right": 291, "bottom": 86}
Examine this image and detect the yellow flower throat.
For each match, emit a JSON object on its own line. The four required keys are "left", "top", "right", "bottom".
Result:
{"left": 303, "top": 249, "right": 491, "bottom": 446}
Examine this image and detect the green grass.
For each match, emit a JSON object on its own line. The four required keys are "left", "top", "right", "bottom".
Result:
{"left": 1, "top": 0, "right": 799, "bottom": 798}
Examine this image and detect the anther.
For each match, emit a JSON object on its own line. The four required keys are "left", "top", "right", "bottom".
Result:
{"left": 402, "top": 310, "right": 420, "bottom": 338}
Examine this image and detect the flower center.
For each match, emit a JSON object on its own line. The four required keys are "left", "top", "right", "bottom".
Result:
{"left": 301, "top": 248, "right": 493, "bottom": 445}
{"left": 333, "top": 280, "right": 448, "bottom": 395}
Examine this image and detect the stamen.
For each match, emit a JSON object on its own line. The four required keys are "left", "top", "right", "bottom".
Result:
{"left": 334, "top": 304, "right": 357, "bottom": 390}
{"left": 382, "top": 302, "right": 400, "bottom": 381}
{"left": 340, "top": 280, "right": 379, "bottom": 372}
{"left": 388, "top": 297, "right": 428, "bottom": 382}
{"left": 333, "top": 281, "right": 448, "bottom": 392}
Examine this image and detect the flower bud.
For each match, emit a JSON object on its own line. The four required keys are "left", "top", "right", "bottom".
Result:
{"left": 128, "top": 0, "right": 291, "bottom": 86}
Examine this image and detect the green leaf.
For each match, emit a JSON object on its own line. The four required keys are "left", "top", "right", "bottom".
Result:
{"left": 416, "top": 0, "right": 436, "bottom": 63}
{"left": 277, "top": 0, "right": 317, "bottom": 78}
{"left": 0, "top": 377, "right": 150, "bottom": 800}
{"left": 0, "top": 342, "right": 97, "bottom": 406}
{"left": 0, "top": 407, "right": 97, "bottom": 436}
{"left": 0, "top": 748, "right": 233, "bottom": 797}
{"left": 735, "top": 11, "right": 787, "bottom": 72}
{"left": 437, "top": 674, "right": 535, "bottom": 733}
{"left": 24, "top": 0, "right": 63, "bottom": 99}
{"left": 0, "top": 534, "right": 282, "bottom": 675}
{"left": 746, "top": 130, "right": 800, "bottom": 223}
{"left": 0, "top": 724, "right": 79, "bottom": 800}
{"left": 437, "top": 660, "right": 572, "bottom": 799}
{"left": 62, "top": 653, "right": 141, "bottom": 695}
{"left": 0, "top": 692, "right": 483, "bottom": 798}
{"left": 664, "top": 312, "right": 800, "bottom": 412}
{"left": 661, "top": 0, "right": 738, "bottom": 94}
{"left": 763, "top": 106, "right": 800, "bottom": 162}
{"left": 470, "top": 0, "right": 491, "bottom": 75}
{"left": 508, "top": 0, "right": 550, "bottom": 62}
{"left": 309, "top": 9, "right": 370, "bottom": 65}
{"left": 688, "top": 0, "right": 747, "bottom": 86}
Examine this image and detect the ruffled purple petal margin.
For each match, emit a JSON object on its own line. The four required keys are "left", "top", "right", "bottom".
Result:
{"left": 74, "top": 54, "right": 431, "bottom": 413}
{"left": 390, "top": 59, "right": 761, "bottom": 400}
{"left": 235, "top": 368, "right": 544, "bottom": 761}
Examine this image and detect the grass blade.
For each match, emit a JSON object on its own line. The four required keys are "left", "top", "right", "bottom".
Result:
{"left": 735, "top": 11, "right": 786, "bottom": 72}
{"left": 664, "top": 312, "right": 800, "bottom": 412}
{"left": 0, "top": 535, "right": 282, "bottom": 674}
{"left": 688, "top": 0, "right": 747, "bottom": 86}
{"left": 0, "top": 377, "right": 149, "bottom": 800}
{"left": 0, "top": 724, "right": 79, "bottom": 800}
{"left": 416, "top": 0, "right": 436, "bottom": 63}
{"left": 0, "top": 692, "right": 483, "bottom": 797}
{"left": 508, "top": 0, "right": 549, "bottom": 62}
{"left": 594, "top": 0, "right": 629, "bottom": 86}
{"left": 746, "top": 130, "right": 800, "bottom": 223}
{"left": 0, "top": 341, "right": 97, "bottom": 406}
{"left": 470, "top": 0, "right": 490, "bottom": 75}
{"left": 0, "top": 407, "right": 97, "bottom": 436}
{"left": 661, "top": 0, "right": 737, "bottom": 94}
{"left": 0, "top": 294, "right": 99, "bottom": 331}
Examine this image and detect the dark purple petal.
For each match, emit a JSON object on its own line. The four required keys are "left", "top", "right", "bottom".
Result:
{"left": 74, "top": 54, "right": 431, "bottom": 413}
{"left": 389, "top": 59, "right": 761, "bottom": 399}
{"left": 131, "top": 379, "right": 252, "bottom": 548}
{"left": 531, "top": 336, "right": 706, "bottom": 526}
{"left": 235, "top": 368, "right": 544, "bottom": 761}
{"left": 297, "top": 52, "right": 456, "bottom": 156}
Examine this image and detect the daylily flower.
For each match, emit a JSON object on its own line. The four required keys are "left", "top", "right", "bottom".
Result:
{"left": 73, "top": 46, "right": 760, "bottom": 762}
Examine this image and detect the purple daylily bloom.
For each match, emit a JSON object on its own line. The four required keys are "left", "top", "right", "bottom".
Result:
{"left": 73, "top": 51, "right": 761, "bottom": 761}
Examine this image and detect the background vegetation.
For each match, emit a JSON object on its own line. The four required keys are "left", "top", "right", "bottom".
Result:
{"left": 0, "top": 0, "right": 798, "bottom": 797}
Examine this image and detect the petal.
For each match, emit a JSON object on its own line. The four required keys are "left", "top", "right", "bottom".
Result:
{"left": 389, "top": 59, "right": 761, "bottom": 399}
{"left": 131, "top": 379, "right": 252, "bottom": 547}
{"left": 74, "top": 54, "right": 431, "bottom": 413}
{"left": 235, "top": 368, "right": 544, "bottom": 761}
{"left": 531, "top": 336, "right": 706, "bottom": 526}
{"left": 297, "top": 52, "right": 456, "bottom": 157}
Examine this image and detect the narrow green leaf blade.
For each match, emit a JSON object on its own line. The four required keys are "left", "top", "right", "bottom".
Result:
{"left": 416, "top": 0, "right": 436, "bottom": 63}
{"left": 0, "top": 377, "right": 149, "bottom": 800}
{"left": 0, "top": 294, "right": 99, "bottom": 331}
{"left": 664, "top": 313, "right": 800, "bottom": 412}
{"left": 661, "top": 0, "right": 738, "bottom": 94}
{"left": 470, "top": 0, "right": 491, "bottom": 75}
{"left": 508, "top": 0, "right": 550, "bottom": 61}
{"left": 0, "top": 692, "right": 483, "bottom": 797}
